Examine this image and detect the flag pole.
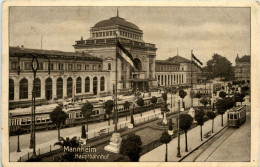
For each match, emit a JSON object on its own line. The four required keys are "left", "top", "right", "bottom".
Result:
{"left": 191, "top": 50, "right": 193, "bottom": 108}
{"left": 115, "top": 33, "right": 118, "bottom": 132}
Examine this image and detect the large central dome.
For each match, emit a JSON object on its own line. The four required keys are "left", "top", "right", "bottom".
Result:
{"left": 93, "top": 16, "right": 140, "bottom": 31}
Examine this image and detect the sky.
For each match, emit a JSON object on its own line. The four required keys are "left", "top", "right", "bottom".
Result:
{"left": 9, "top": 6, "right": 250, "bottom": 65}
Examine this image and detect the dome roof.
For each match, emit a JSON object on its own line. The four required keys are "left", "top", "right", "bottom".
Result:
{"left": 93, "top": 16, "right": 140, "bottom": 31}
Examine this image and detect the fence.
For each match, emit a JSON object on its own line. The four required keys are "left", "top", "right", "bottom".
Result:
{"left": 18, "top": 144, "right": 61, "bottom": 162}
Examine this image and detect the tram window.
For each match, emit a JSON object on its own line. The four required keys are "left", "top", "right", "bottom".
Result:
{"left": 37, "top": 118, "right": 41, "bottom": 123}
{"left": 21, "top": 119, "right": 26, "bottom": 125}
{"left": 230, "top": 114, "right": 233, "bottom": 119}
{"left": 97, "top": 110, "right": 99, "bottom": 115}
{"left": 234, "top": 114, "right": 237, "bottom": 119}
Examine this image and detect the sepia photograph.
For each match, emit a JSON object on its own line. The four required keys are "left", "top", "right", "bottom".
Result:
{"left": 1, "top": 1, "right": 259, "bottom": 167}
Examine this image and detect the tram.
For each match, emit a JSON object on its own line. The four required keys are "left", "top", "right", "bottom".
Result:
{"left": 9, "top": 94, "right": 164, "bottom": 135}
{"left": 227, "top": 105, "right": 246, "bottom": 128}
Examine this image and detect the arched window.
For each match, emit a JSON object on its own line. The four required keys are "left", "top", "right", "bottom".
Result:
{"left": 76, "top": 77, "right": 82, "bottom": 93}
{"left": 57, "top": 77, "right": 63, "bottom": 98}
{"left": 19, "top": 78, "right": 28, "bottom": 99}
{"left": 9, "top": 79, "right": 14, "bottom": 100}
{"left": 230, "top": 114, "right": 233, "bottom": 119}
{"left": 35, "top": 78, "right": 41, "bottom": 98}
{"left": 93, "top": 77, "right": 98, "bottom": 95}
{"left": 85, "top": 77, "right": 90, "bottom": 92}
{"left": 161, "top": 75, "right": 164, "bottom": 85}
{"left": 234, "top": 114, "right": 237, "bottom": 120}
{"left": 100, "top": 76, "right": 105, "bottom": 91}
{"left": 45, "top": 78, "right": 52, "bottom": 100}
{"left": 67, "top": 77, "right": 73, "bottom": 97}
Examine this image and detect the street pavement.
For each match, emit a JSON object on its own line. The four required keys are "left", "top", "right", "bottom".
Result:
{"left": 198, "top": 113, "right": 250, "bottom": 162}
{"left": 140, "top": 110, "right": 227, "bottom": 161}
{"left": 9, "top": 89, "right": 200, "bottom": 162}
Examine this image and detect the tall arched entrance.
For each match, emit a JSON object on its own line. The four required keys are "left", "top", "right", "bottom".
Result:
{"left": 67, "top": 77, "right": 73, "bottom": 98}
{"left": 45, "top": 78, "right": 52, "bottom": 100}
{"left": 93, "top": 77, "right": 98, "bottom": 95}
{"left": 57, "top": 77, "right": 63, "bottom": 99}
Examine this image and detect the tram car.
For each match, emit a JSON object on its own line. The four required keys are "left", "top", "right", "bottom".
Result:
{"left": 9, "top": 94, "right": 165, "bottom": 135}
{"left": 227, "top": 105, "right": 246, "bottom": 128}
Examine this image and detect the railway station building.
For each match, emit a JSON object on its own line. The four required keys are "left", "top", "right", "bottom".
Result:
{"left": 155, "top": 55, "right": 203, "bottom": 88}
{"left": 9, "top": 46, "right": 110, "bottom": 109}
{"left": 73, "top": 14, "right": 158, "bottom": 93}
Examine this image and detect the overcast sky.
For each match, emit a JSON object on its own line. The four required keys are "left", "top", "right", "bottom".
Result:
{"left": 9, "top": 6, "right": 250, "bottom": 65}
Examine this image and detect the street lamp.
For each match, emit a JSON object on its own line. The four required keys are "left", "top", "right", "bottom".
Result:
{"left": 177, "top": 100, "right": 181, "bottom": 158}
{"left": 17, "top": 52, "right": 50, "bottom": 159}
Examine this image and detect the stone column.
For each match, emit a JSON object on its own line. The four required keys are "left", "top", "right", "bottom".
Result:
{"left": 82, "top": 76, "right": 85, "bottom": 94}
{"left": 41, "top": 77, "right": 45, "bottom": 99}
{"left": 63, "top": 76, "right": 67, "bottom": 98}
{"left": 90, "top": 76, "right": 93, "bottom": 94}
{"left": 52, "top": 76, "right": 57, "bottom": 99}
{"left": 14, "top": 77, "right": 20, "bottom": 101}
{"left": 28, "top": 76, "right": 33, "bottom": 100}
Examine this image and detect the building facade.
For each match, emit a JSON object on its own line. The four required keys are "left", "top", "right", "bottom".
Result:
{"left": 9, "top": 46, "right": 110, "bottom": 109}
{"left": 155, "top": 55, "right": 203, "bottom": 88}
{"left": 73, "top": 14, "right": 157, "bottom": 93}
{"left": 234, "top": 55, "right": 250, "bottom": 81}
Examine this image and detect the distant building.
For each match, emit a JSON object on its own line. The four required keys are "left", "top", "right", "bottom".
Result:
{"left": 9, "top": 46, "right": 109, "bottom": 108}
{"left": 234, "top": 55, "right": 250, "bottom": 81}
{"left": 73, "top": 14, "right": 157, "bottom": 93}
{"left": 155, "top": 55, "right": 203, "bottom": 88}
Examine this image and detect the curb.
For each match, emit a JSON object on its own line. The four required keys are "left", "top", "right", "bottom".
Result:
{"left": 178, "top": 124, "right": 229, "bottom": 162}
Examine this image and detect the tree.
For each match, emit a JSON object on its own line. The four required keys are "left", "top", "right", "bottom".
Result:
{"left": 195, "top": 109, "right": 205, "bottom": 141}
{"left": 219, "top": 91, "right": 227, "bottom": 98}
{"left": 130, "top": 114, "right": 135, "bottom": 126}
{"left": 203, "top": 53, "right": 234, "bottom": 81}
{"left": 104, "top": 100, "right": 114, "bottom": 126}
{"left": 81, "top": 125, "right": 86, "bottom": 138}
{"left": 207, "top": 111, "right": 216, "bottom": 133}
{"left": 159, "top": 130, "right": 172, "bottom": 162}
{"left": 162, "top": 92, "right": 167, "bottom": 102}
{"left": 216, "top": 99, "right": 225, "bottom": 126}
{"left": 234, "top": 93, "right": 245, "bottom": 105}
{"left": 168, "top": 119, "right": 173, "bottom": 131}
{"left": 120, "top": 133, "right": 142, "bottom": 162}
{"left": 50, "top": 106, "right": 68, "bottom": 141}
{"left": 179, "top": 89, "right": 187, "bottom": 109}
{"left": 81, "top": 102, "right": 93, "bottom": 140}
{"left": 150, "top": 96, "right": 158, "bottom": 113}
{"left": 136, "top": 98, "right": 144, "bottom": 117}
{"left": 200, "top": 97, "right": 209, "bottom": 108}
{"left": 196, "top": 92, "right": 202, "bottom": 106}
{"left": 54, "top": 136, "right": 80, "bottom": 161}
{"left": 216, "top": 97, "right": 235, "bottom": 127}
{"left": 179, "top": 114, "right": 193, "bottom": 152}
{"left": 123, "top": 101, "right": 131, "bottom": 120}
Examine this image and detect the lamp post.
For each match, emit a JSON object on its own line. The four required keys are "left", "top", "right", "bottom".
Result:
{"left": 177, "top": 100, "right": 181, "bottom": 158}
{"left": 171, "top": 87, "right": 173, "bottom": 108}
{"left": 17, "top": 52, "right": 50, "bottom": 159}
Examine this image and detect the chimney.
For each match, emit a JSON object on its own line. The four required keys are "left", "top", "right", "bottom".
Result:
{"left": 21, "top": 45, "right": 24, "bottom": 51}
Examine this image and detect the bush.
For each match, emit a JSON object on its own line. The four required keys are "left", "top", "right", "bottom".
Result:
{"left": 120, "top": 133, "right": 142, "bottom": 162}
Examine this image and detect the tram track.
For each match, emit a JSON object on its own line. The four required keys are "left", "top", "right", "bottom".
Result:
{"left": 196, "top": 127, "right": 238, "bottom": 162}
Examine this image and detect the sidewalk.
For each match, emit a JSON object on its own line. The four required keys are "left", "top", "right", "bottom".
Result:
{"left": 10, "top": 107, "right": 164, "bottom": 162}
{"left": 140, "top": 112, "right": 227, "bottom": 162}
